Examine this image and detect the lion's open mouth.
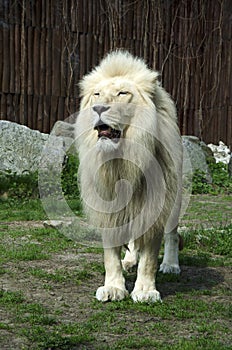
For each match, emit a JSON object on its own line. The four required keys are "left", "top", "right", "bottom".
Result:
{"left": 94, "top": 123, "right": 121, "bottom": 143}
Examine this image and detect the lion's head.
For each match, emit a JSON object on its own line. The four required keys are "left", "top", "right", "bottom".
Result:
{"left": 76, "top": 50, "right": 167, "bottom": 153}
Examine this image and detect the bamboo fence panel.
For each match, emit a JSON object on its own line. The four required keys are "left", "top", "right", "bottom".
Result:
{"left": 0, "top": 0, "right": 231, "bottom": 147}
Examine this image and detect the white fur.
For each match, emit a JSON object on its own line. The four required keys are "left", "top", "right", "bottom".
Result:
{"left": 96, "top": 247, "right": 128, "bottom": 301}
{"left": 75, "top": 50, "right": 183, "bottom": 302}
{"left": 159, "top": 227, "right": 181, "bottom": 274}
{"left": 122, "top": 241, "right": 139, "bottom": 272}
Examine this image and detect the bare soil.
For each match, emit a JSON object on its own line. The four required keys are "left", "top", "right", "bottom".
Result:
{"left": 1, "top": 242, "right": 232, "bottom": 349}
{"left": 0, "top": 207, "right": 231, "bottom": 349}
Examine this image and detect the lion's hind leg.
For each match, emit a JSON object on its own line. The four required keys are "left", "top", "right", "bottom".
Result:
{"left": 121, "top": 241, "right": 139, "bottom": 272}
{"left": 159, "top": 226, "right": 181, "bottom": 274}
{"left": 96, "top": 247, "right": 128, "bottom": 302}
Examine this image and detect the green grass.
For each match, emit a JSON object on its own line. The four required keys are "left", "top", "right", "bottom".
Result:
{"left": 97, "top": 337, "right": 231, "bottom": 350}
{"left": 184, "top": 226, "right": 232, "bottom": 255}
{"left": 28, "top": 267, "right": 93, "bottom": 284}
{"left": 0, "top": 197, "right": 82, "bottom": 221}
{"left": 177, "top": 225, "right": 232, "bottom": 267}
{"left": 0, "top": 198, "right": 47, "bottom": 221}
{"left": 0, "top": 227, "right": 76, "bottom": 263}
{"left": 180, "top": 194, "right": 231, "bottom": 228}
{"left": 0, "top": 290, "right": 25, "bottom": 305}
{"left": 21, "top": 324, "right": 94, "bottom": 349}
{"left": 0, "top": 195, "right": 231, "bottom": 349}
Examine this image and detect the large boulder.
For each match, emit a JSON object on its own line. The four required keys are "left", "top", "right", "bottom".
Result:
{"left": 0, "top": 120, "right": 74, "bottom": 175}
{"left": 0, "top": 121, "right": 49, "bottom": 175}
{"left": 182, "top": 135, "right": 215, "bottom": 182}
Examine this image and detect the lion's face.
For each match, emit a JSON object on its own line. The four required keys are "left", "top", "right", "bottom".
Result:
{"left": 80, "top": 78, "right": 148, "bottom": 152}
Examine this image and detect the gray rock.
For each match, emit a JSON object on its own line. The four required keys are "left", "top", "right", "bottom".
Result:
{"left": 0, "top": 120, "right": 75, "bottom": 175}
{"left": 0, "top": 121, "right": 49, "bottom": 175}
{"left": 52, "top": 120, "right": 75, "bottom": 139}
{"left": 51, "top": 120, "right": 75, "bottom": 151}
{"left": 182, "top": 135, "right": 215, "bottom": 183}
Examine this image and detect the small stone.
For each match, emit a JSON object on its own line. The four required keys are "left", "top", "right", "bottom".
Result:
{"left": 43, "top": 219, "right": 73, "bottom": 229}
{"left": 57, "top": 296, "right": 64, "bottom": 301}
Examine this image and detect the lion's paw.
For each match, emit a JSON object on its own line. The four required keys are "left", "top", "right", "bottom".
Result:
{"left": 159, "top": 263, "right": 180, "bottom": 274}
{"left": 96, "top": 286, "right": 128, "bottom": 302}
{"left": 131, "top": 289, "right": 162, "bottom": 303}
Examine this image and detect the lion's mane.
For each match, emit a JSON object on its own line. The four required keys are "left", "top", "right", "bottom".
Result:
{"left": 75, "top": 51, "right": 182, "bottom": 248}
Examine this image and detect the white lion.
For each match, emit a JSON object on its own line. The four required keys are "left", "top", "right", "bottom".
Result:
{"left": 75, "top": 51, "right": 183, "bottom": 303}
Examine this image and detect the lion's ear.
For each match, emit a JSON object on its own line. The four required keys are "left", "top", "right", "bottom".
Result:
{"left": 148, "top": 70, "right": 160, "bottom": 94}
{"left": 150, "top": 70, "right": 160, "bottom": 83}
{"left": 135, "top": 70, "right": 159, "bottom": 99}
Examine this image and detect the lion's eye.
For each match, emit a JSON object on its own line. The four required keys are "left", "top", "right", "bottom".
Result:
{"left": 118, "top": 91, "right": 129, "bottom": 96}
{"left": 94, "top": 92, "right": 100, "bottom": 96}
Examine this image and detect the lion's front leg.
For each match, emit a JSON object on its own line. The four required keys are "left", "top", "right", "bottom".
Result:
{"left": 131, "top": 237, "right": 162, "bottom": 303}
{"left": 96, "top": 247, "right": 128, "bottom": 302}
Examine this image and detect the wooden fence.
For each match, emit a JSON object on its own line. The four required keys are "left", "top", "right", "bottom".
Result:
{"left": 0, "top": 0, "right": 231, "bottom": 147}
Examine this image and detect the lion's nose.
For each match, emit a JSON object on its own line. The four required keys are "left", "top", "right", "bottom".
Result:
{"left": 92, "top": 105, "right": 110, "bottom": 116}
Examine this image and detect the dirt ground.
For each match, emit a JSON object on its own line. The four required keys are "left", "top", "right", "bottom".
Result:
{"left": 0, "top": 195, "right": 232, "bottom": 350}
{"left": 0, "top": 221, "right": 232, "bottom": 349}
{"left": 1, "top": 249, "right": 232, "bottom": 347}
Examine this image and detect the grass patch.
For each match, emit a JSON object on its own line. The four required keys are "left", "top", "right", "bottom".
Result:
{"left": 21, "top": 323, "right": 94, "bottom": 350}
{"left": 0, "top": 195, "right": 231, "bottom": 349}
{"left": 0, "top": 290, "right": 25, "bottom": 305}
{"left": 0, "top": 198, "right": 47, "bottom": 221}
{"left": 183, "top": 225, "right": 232, "bottom": 256}
{"left": 0, "top": 227, "right": 78, "bottom": 263}
{"left": 91, "top": 294, "right": 231, "bottom": 320}
{"left": 28, "top": 267, "right": 93, "bottom": 284}
{"left": 0, "top": 243, "right": 49, "bottom": 261}
{"left": 177, "top": 224, "right": 232, "bottom": 267}
{"left": 180, "top": 195, "right": 232, "bottom": 229}
{"left": 192, "top": 162, "right": 232, "bottom": 195}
